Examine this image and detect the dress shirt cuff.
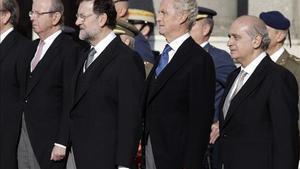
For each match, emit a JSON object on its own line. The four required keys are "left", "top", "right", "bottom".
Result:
{"left": 54, "top": 143, "right": 66, "bottom": 149}
{"left": 118, "top": 166, "right": 129, "bottom": 169}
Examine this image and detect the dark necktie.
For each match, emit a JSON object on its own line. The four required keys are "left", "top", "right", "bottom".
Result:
{"left": 84, "top": 47, "right": 96, "bottom": 71}
{"left": 155, "top": 44, "right": 172, "bottom": 77}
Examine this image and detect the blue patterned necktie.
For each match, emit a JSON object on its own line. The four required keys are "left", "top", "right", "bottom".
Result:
{"left": 155, "top": 44, "right": 172, "bottom": 77}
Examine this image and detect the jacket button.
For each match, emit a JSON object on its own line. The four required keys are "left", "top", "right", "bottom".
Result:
{"left": 223, "top": 134, "right": 228, "bottom": 138}
{"left": 24, "top": 100, "right": 28, "bottom": 103}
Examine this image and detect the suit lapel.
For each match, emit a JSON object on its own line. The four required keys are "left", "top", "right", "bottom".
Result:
{"left": 67, "top": 48, "right": 88, "bottom": 113}
{"left": 223, "top": 56, "right": 271, "bottom": 126}
{"left": 26, "top": 34, "right": 64, "bottom": 96}
{"left": 146, "top": 37, "right": 194, "bottom": 105}
{"left": 0, "top": 30, "right": 17, "bottom": 63}
{"left": 70, "top": 37, "right": 120, "bottom": 109}
{"left": 219, "top": 68, "right": 240, "bottom": 122}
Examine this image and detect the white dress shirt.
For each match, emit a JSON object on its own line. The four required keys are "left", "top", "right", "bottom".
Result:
{"left": 227, "top": 52, "right": 267, "bottom": 100}
{"left": 83, "top": 31, "right": 116, "bottom": 72}
{"left": 270, "top": 47, "right": 285, "bottom": 62}
{"left": 0, "top": 27, "right": 14, "bottom": 44}
{"left": 31, "top": 30, "right": 62, "bottom": 72}
{"left": 166, "top": 33, "right": 190, "bottom": 63}
{"left": 200, "top": 41, "right": 209, "bottom": 48}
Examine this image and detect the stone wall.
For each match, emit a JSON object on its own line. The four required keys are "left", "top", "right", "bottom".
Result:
{"left": 151, "top": 0, "right": 299, "bottom": 57}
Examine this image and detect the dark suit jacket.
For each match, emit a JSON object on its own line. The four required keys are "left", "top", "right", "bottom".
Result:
{"left": 143, "top": 37, "right": 216, "bottom": 169}
{"left": 0, "top": 30, "right": 32, "bottom": 169}
{"left": 67, "top": 37, "right": 144, "bottom": 169}
{"left": 18, "top": 33, "right": 80, "bottom": 169}
{"left": 276, "top": 50, "right": 300, "bottom": 115}
{"left": 203, "top": 43, "right": 235, "bottom": 121}
{"left": 219, "top": 56, "right": 299, "bottom": 169}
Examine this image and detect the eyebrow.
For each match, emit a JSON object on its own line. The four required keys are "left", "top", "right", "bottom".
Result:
{"left": 228, "top": 33, "right": 241, "bottom": 38}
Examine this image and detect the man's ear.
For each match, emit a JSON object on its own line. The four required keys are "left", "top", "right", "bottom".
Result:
{"left": 276, "top": 31, "right": 287, "bottom": 43}
{"left": 98, "top": 13, "right": 108, "bottom": 27}
{"left": 202, "top": 23, "right": 211, "bottom": 37}
{"left": 52, "top": 12, "right": 62, "bottom": 26}
{"left": 253, "top": 35, "right": 263, "bottom": 49}
{"left": 178, "top": 12, "right": 188, "bottom": 25}
{"left": 1, "top": 11, "right": 11, "bottom": 25}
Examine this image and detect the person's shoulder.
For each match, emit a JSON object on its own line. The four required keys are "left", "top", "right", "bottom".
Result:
{"left": 9, "top": 30, "right": 32, "bottom": 46}
{"left": 211, "top": 46, "right": 230, "bottom": 56}
{"left": 115, "top": 37, "right": 135, "bottom": 53}
{"left": 113, "top": 37, "right": 138, "bottom": 61}
{"left": 207, "top": 44, "right": 233, "bottom": 61}
{"left": 268, "top": 57, "right": 295, "bottom": 79}
{"left": 182, "top": 37, "right": 206, "bottom": 54}
{"left": 59, "top": 33, "right": 80, "bottom": 47}
{"left": 9, "top": 31, "right": 33, "bottom": 50}
{"left": 286, "top": 54, "right": 300, "bottom": 65}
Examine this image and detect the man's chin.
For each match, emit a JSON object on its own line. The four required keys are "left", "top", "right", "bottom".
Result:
{"left": 158, "top": 30, "right": 165, "bottom": 36}
{"left": 78, "top": 33, "right": 86, "bottom": 41}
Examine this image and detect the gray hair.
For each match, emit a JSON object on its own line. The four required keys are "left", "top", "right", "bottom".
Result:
{"left": 2, "top": 0, "right": 19, "bottom": 26}
{"left": 49, "top": 0, "right": 64, "bottom": 25}
{"left": 173, "top": 0, "right": 198, "bottom": 30}
{"left": 245, "top": 18, "right": 270, "bottom": 51}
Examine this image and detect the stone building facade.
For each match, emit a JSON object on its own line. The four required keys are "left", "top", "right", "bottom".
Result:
{"left": 151, "top": 0, "right": 300, "bottom": 57}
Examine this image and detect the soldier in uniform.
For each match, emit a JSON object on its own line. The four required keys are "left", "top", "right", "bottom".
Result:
{"left": 113, "top": 19, "right": 139, "bottom": 49}
{"left": 190, "top": 6, "right": 236, "bottom": 169}
{"left": 128, "top": 0, "right": 156, "bottom": 76}
{"left": 259, "top": 11, "right": 300, "bottom": 125}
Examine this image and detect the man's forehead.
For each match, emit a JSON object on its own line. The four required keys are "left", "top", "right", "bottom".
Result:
{"left": 79, "top": 1, "right": 93, "bottom": 10}
{"left": 32, "top": 0, "right": 51, "bottom": 9}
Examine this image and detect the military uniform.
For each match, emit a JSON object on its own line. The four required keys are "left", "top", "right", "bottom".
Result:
{"left": 277, "top": 50, "right": 300, "bottom": 115}
{"left": 128, "top": 0, "right": 156, "bottom": 77}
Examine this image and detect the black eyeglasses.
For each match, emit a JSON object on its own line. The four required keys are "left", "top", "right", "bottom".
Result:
{"left": 28, "top": 10, "right": 58, "bottom": 17}
{"left": 76, "top": 13, "right": 94, "bottom": 22}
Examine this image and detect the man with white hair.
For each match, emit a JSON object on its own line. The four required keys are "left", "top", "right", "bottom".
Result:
{"left": 142, "top": 0, "right": 216, "bottom": 168}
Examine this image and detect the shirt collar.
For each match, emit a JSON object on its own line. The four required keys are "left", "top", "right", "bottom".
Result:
{"left": 92, "top": 31, "right": 116, "bottom": 55}
{"left": 0, "top": 27, "right": 14, "bottom": 43}
{"left": 200, "top": 41, "right": 209, "bottom": 48}
{"left": 241, "top": 52, "right": 267, "bottom": 75}
{"left": 43, "top": 30, "right": 62, "bottom": 44}
{"left": 168, "top": 33, "right": 190, "bottom": 52}
{"left": 270, "top": 47, "right": 285, "bottom": 62}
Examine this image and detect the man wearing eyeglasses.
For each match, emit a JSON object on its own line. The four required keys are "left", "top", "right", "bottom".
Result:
{"left": 17, "top": 0, "right": 81, "bottom": 169}
{"left": 62, "top": 0, "right": 144, "bottom": 169}
{"left": 0, "top": 0, "right": 32, "bottom": 169}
